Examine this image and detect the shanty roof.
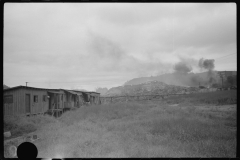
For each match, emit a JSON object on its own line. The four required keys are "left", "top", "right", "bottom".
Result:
{"left": 89, "top": 92, "right": 100, "bottom": 96}
{"left": 3, "top": 86, "right": 100, "bottom": 95}
{"left": 47, "top": 90, "right": 65, "bottom": 94}
{"left": 3, "top": 85, "right": 62, "bottom": 92}
{"left": 88, "top": 91, "right": 100, "bottom": 94}
{"left": 71, "top": 90, "right": 100, "bottom": 96}
{"left": 64, "top": 90, "right": 82, "bottom": 95}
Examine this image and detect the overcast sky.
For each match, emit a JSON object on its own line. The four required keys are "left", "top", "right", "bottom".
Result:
{"left": 4, "top": 3, "right": 236, "bottom": 91}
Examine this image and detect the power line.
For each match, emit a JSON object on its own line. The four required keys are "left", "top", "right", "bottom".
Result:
{"left": 215, "top": 53, "right": 236, "bottom": 60}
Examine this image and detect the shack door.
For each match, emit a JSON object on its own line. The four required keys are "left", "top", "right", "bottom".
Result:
{"left": 25, "top": 94, "right": 31, "bottom": 113}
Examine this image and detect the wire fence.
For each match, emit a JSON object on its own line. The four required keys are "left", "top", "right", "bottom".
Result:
{"left": 100, "top": 93, "right": 189, "bottom": 104}
{"left": 99, "top": 88, "right": 221, "bottom": 104}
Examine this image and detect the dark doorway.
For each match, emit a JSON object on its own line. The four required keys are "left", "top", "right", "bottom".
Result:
{"left": 25, "top": 94, "right": 31, "bottom": 113}
{"left": 48, "top": 94, "right": 52, "bottom": 109}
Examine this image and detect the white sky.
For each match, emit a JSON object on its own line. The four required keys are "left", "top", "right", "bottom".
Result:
{"left": 4, "top": 3, "right": 237, "bottom": 91}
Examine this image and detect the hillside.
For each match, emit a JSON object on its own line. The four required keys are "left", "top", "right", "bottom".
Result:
{"left": 124, "top": 71, "right": 237, "bottom": 87}
{"left": 124, "top": 72, "right": 213, "bottom": 86}
{"left": 104, "top": 81, "right": 193, "bottom": 97}
{"left": 103, "top": 71, "right": 237, "bottom": 97}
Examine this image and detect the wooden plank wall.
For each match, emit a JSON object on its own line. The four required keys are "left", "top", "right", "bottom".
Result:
{"left": 4, "top": 88, "right": 49, "bottom": 116}
{"left": 63, "top": 93, "right": 76, "bottom": 108}
{"left": 24, "top": 88, "right": 49, "bottom": 114}
{"left": 88, "top": 93, "right": 100, "bottom": 104}
{"left": 4, "top": 103, "right": 14, "bottom": 116}
{"left": 4, "top": 89, "right": 25, "bottom": 116}
{"left": 79, "top": 95, "right": 84, "bottom": 105}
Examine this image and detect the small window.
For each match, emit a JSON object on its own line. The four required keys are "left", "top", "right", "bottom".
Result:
{"left": 61, "top": 95, "right": 63, "bottom": 100}
{"left": 43, "top": 95, "right": 47, "bottom": 102}
{"left": 34, "top": 95, "right": 38, "bottom": 103}
{"left": 4, "top": 95, "right": 13, "bottom": 104}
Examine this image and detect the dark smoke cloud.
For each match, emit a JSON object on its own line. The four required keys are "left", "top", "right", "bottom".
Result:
{"left": 173, "top": 62, "right": 192, "bottom": 73}
{"left": 198, "top": 58, "right": 218, "bottom": 85}
{"left": 198, "top": 58, "right": 215, "bottom": 70}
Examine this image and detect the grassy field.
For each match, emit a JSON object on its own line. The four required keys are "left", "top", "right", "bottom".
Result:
{"left": 4, "top": 90, "right": 237, "bottom": 158}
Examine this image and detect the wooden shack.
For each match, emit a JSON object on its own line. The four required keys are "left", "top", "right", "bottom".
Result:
{"left": 87, "top": 92, "right": 101, "bottom": 105}
{"left": 46, "top": 90, "right": 65, "bottom": 117}
{"left": 3, "top": 86, "right": 101, "bottom": 116}
{"left": 47, "top": 90, "right": 65, "bottom": 109}
{"left": 3, "top": 86, "right": 50, "bottom": 116}
{"left": 62, "top": 89, "right": 83, "bottom": 109}
{"left": 71, "top": 90, "right": 90, "bottom": 104}
{"left": 71, "top": 90, "right": 100, "bottom": 105}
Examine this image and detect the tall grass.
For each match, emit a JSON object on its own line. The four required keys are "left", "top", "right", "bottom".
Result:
{"left": 163, "top": 90, "right": 237, "bottom": 105}
{"left": 4, "top": 90, "right": 236, "bottom": 158}
{"left": 34, "top": 99, "right": 236, "bottom": 158}
{"left": 4, "top": 115, "right": 58, "bottom": 140}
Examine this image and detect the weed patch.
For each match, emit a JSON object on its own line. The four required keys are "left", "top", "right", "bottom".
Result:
{"left": 19, "top": 94, "right": 236, "bottom": 158}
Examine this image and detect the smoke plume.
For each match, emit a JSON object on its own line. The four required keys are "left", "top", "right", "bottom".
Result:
{"left": 198, "top": 58, "right": 215, "bottom": 71}
{"left": 198, "top": 58, "right": 218, "bottom": 86}
{"left": 174, "top": 62, "right": 192, "bottom": 74}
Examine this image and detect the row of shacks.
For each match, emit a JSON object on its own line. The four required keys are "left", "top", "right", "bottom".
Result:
{"left": 3, "top": 86, "right": 100, "bottom": 117}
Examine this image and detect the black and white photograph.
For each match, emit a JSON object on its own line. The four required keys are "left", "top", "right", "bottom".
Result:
{"left": 3, "top": 2, "right": 236, "bottom": 158}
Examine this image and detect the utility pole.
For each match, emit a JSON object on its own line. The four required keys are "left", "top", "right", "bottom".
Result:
{"left": 221, "top": 76, "right": 223, "bottom": 88}
{"left": 218, "top": 72, "right": 225, "bottom": 89}
{"left": 26, "top": 82, "right": 28, "bottom": 87}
